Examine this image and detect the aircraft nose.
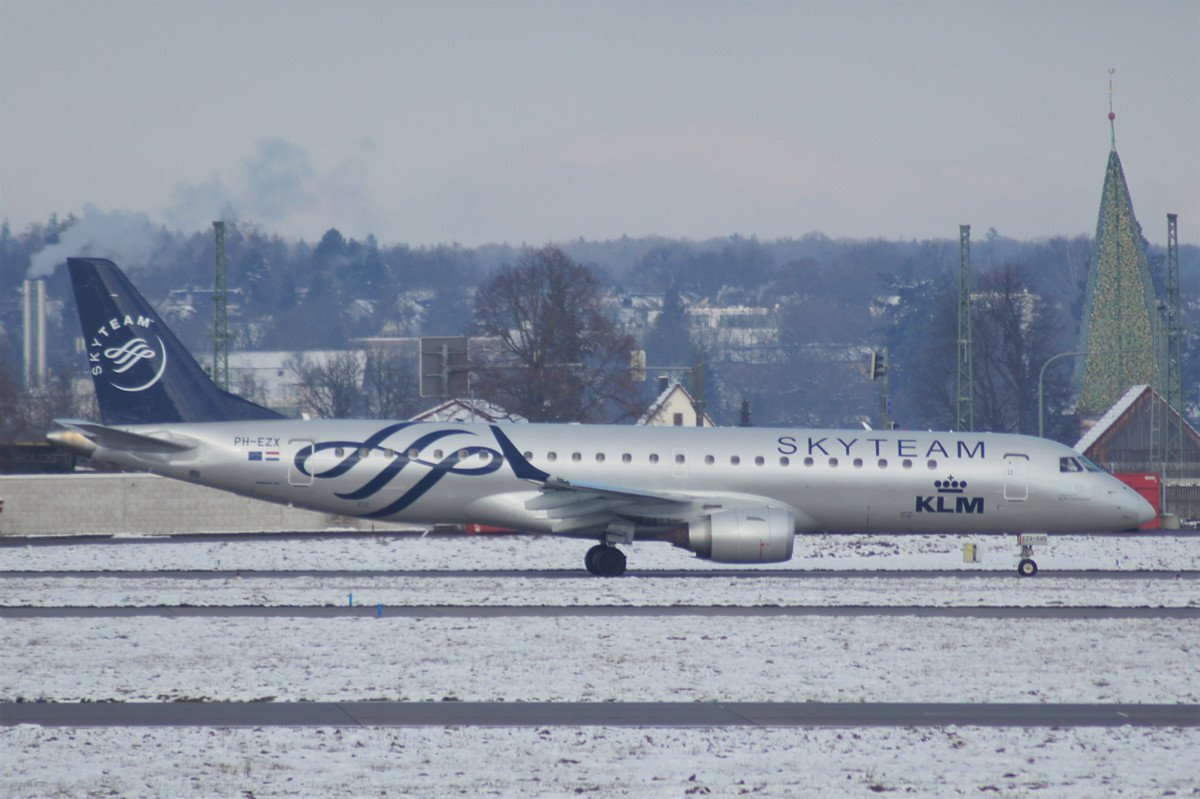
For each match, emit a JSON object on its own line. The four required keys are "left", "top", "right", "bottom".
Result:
{"left": 1130, "top": 491, "right": 1157, "bottom": 527}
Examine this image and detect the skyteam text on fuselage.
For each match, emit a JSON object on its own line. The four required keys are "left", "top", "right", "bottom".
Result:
{"left": 48, "top": 258, "right": 1156, "bottom": 576}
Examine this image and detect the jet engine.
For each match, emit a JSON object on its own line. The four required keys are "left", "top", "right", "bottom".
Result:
{"left": 681, "top": 507, "right": 795, "bottom": 563}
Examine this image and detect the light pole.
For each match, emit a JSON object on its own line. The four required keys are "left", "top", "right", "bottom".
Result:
{"left": 1038, "top": 350, "right": 1087, "bottom": 438}
{"left": 1037, "top": 347, "right": 1155, "bottom": 438}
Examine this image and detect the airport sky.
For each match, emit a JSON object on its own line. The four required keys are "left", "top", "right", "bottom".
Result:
{"left": 1, "top": 0, "right": 1197, "bottom": 248}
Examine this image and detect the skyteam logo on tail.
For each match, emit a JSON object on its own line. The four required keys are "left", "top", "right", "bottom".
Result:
{"left": 87, "top": 315, "right": 169, "bottom": 393}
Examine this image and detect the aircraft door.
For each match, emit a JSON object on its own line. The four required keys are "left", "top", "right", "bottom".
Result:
{"left": 288, "top": 439, "right": 314, "bottom": 486}
{"left": 1003, "top": 453, "right": 1029, "bottom": 501}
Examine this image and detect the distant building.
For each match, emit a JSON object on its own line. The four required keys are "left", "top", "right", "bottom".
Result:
{"left": 638, "top": 381, "right": 714, "bottom": 427}
{"left": 1075, "top": 385, "right": 1200, "bottom": 526}
{"left": 227, "top": 350, "right": 352, "bottom": 414}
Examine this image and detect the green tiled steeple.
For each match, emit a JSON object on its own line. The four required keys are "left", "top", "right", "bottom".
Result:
{"left": 1075, "top": 148, "right": 1158, "bottom": 417}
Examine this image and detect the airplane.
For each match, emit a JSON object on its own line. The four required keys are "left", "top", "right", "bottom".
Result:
{"left": 47, "top": 257, "right": 1156, "bottom": 577}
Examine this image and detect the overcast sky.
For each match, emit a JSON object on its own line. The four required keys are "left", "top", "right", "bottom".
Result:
{"left": 2, "top": 0, "right": 1197, "bottom": 248}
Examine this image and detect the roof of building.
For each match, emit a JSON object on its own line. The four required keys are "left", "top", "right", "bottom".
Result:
{"left": 409, "top": 398, "right": 527, "bottom": 424}
{"left": 1075, "top": 384, "right": 1148, "bottom": 453}
{"left": 637, "top": 381, "right": 715, "bottom": 427}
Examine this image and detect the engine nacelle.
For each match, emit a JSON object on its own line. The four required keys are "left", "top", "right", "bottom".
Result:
{"left": 683, "top": 507, "right": 795, "bottom": 563}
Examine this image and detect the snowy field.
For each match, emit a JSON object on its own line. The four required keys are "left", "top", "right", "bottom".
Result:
{"left": 4, "top": 616, "right": 1197, "bottom": 704}
{"left": 3, "top": 532, "right": 1197, "bottom": 608}
{"left": 5, "top": 530, "right": 1199, "bottom": 573}
{"left": 3, "top": 532, "right": 1198, "bottom": 797}
{"left": 5, "top": 725, "right": 1199, "bottom": 798}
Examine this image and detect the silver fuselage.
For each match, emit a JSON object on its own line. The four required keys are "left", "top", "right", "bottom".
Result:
{"left": 83, "top": 419, "right": 1154, "bottom": 536}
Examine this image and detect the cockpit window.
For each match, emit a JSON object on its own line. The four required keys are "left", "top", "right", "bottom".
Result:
{"left": 1059, "top": 457, "right": 1084, "bottom": 473}
{"left": 1077, "top": 454, "right": 1107, "bottom": 473}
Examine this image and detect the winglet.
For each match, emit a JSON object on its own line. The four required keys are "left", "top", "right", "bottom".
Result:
{"left": 489, "top": 425, "right": 551, "bottom": 481}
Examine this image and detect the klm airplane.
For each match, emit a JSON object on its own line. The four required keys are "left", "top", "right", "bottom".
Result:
{"left": 48, "top": 258, "right": 1155, "bottom": 576}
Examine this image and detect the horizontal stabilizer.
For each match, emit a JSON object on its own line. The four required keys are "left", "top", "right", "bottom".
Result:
{"left": 50, "top": 419, "right": 198, "bottom": 454}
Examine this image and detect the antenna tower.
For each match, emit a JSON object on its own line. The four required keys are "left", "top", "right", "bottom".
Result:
{"left": 1165, "top": 213, "right": 1184, "bottom": 468}
{"left": 213, "top": 221, "right": 230, "bottom": 391}
{"left": 956, "top": 224, "right": 974, "bottom": 432}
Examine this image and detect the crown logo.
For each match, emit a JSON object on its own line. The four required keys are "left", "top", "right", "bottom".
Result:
{"left": 934, "top": 477, "right": 966, "bottom": 494}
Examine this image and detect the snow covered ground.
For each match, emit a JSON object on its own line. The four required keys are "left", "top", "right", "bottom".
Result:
{"left": 4, "top": 530, "right": 1198, "bottom": 572}
{"left": 3, "top": 532, "right": 1198, "bottom": 797}
{"left": 3, "top": 616, "right": 1197, "bottom": 704}
{"left": 5, "top": 725, "right": 1198, "bottom": 798}
{"left": 4, "top": 573, "right": 1197, "bottom": 608}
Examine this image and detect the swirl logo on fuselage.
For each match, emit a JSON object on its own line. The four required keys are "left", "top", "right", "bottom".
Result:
{"left": 293, "top": 422, "right": 505, "bottom": 518}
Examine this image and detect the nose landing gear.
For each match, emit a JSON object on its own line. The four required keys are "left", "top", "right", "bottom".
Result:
{"left": 1016, "top": 533, "right": 1047, "bottom": 576}
{"left": 584, "top": 544, "right": 626, "bottom": 577}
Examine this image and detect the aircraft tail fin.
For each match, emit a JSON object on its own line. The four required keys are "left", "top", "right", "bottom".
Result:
{"left": 67, "top": 258, "right": 286, "bottom": 425}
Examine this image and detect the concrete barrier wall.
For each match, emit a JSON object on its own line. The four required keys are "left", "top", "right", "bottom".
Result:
{"left": 0, "top": 473, "right": 413, "bottom": 536}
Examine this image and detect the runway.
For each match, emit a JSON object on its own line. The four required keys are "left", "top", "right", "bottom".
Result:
{"left": 3, "top": 604, "right": 1196, "bottom": 619}
{"left": 4, "top": 701, "right": 1197, "bottom": 728}
{"left": 3, "top": 568, "right": 1197, "bottom": 579}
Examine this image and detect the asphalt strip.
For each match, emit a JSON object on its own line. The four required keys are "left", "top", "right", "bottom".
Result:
{"left": 3, "top": 701, "right": 1197, "bottom": 728}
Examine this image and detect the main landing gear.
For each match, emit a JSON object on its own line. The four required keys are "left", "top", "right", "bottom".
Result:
{"left": 585, "top": 544, "right": 626, "bottom": 577}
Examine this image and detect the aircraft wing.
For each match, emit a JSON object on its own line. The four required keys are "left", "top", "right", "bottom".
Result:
{"left": 488, "top": 425, "right": 767, "bottom": 533}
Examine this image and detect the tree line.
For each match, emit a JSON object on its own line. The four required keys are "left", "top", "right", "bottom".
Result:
{"left": 1, "top": 215, "right": 1197, "bottom": 442}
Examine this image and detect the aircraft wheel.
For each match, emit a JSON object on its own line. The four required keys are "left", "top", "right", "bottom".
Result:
{"left": 590, "top": 545, "right": 626, "bottom": 577}
{"left": 584, "top": 544, "right": 606, "bottom": 575}
{"left": 1017, "top": 558, "right": 1038, "bottom": 577}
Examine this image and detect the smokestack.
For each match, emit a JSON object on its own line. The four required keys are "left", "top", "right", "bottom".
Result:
{"left": 36, "top": 280, "right": 47, "bottom": 387}
{"left": 21, "top": 279, "right": 48, "bottom": 387}
{"left": 22, "top": 280, "right": 33, "bottom": 387}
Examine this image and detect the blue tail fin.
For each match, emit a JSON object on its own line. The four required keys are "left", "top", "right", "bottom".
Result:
{"left": 68, "top": 257, "right": 285, "bottom": 425}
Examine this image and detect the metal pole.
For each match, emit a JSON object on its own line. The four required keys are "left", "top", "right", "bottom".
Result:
{"left": 1039, "top": 347, "right": 1157, "bottom": 438}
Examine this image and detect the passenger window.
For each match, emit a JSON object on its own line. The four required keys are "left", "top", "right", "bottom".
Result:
{"left": 595, "top": 453, "right": 605, "bottom": 463}
{"left": 779, "top": 456, "right": 790, "bottom": 466}
{"left": 902, "top": 459, "right": 913, "bottom": 469}
{"left": 649, "top": 453, "right": 659, "bottom": 464}
{"left": 622, "top": 453, "right": 631, "bottom": 463}
{"left": 829, "top": 458, "right": 839, "bottom": 467}
{"left": 730, "top": 455, "right": 741, "bottom": 465}
{"left": 522, "top": 451, "right": 533, "bottom": 460}
{"left": 878, "top": 459, "right": 887, "bottom": 468}
{"left": 547, "top": 452, "right": 557, "bottom": 462}
{"left": 675, "top": 454, "right": 686, "bottom": 464}
{"left": 410, "top": 449, "right": 421, "bottom": 459}
{"left": 803, "top": 457, "right": 814, "bottom": 467}
{"left": 358, "top": 447, "right": 369, "bottom": 458}
{"left": 335, "top": 447, "right": 344, "bottom": 457}
{"left": 927, "top": 460, "right": 937, "bottom": 469}
{"left": 705, "top": 455, "right": 715, "bottom": 465}
{"left": 754, "top": 456, "right": 765, "bottom": 466}
{"left": 572, "top": 452, "right": 581, "bottom": 462}
{"left": 853, "top": 458, "right": 863, "bottom": 468}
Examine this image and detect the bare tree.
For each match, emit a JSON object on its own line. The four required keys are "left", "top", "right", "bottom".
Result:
{"left": 472, "top": 246, "right": 640, "bottom": 423}
{"left": 908, "top": 265, "right": 1071, "bottom": 436}
{"left": 285, "top": 351, "right": 364, "bottom": 419}
{"left": 361, "top": 347, "right": 421, "bottom": 419}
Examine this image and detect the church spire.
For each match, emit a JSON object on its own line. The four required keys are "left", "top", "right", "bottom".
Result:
{"left": 1108, "top": 68, "right": 1117, "bottom": 150}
